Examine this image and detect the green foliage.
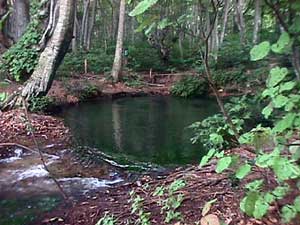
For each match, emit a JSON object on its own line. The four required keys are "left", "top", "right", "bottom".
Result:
{"left": 65, "top": 81, "right": 101, "bottom": 101}
{"left": 129, "top": 191, "right": 151, "bottom": 225}
{"left": 28, "top": 96, "right": 54, "bottom": 112}
{"left": 250, "top": 41, "right": 271, "bottom": 61}
{"left": 122, "top": 73, "right": 144, "bottom": 87}
{"left": 215, "top": 34, "right": 251, "bottom": 69}
{"left": 0, "top": 92, "right": 7, "bottom": 102}
{"left": 202, "top": 32, "right": 300, "bottom": 223}
{"left": 129, "top": 0, "right": 159, "bottom": 17}
{"left": 0, "top": 2, "right": 45, "bottom": 81}
{"left": 58, "top": 50, "right": 114, "bottom": 76}
{"left": 127, "top": 42, "right": 167, "bottom": 72}
{"left": 96, "top": 213, "right": 117, "bottom": 225}
{"left": 171, "top": 76, "right": 208, "bottom": 98}
{"left": 190, "top": 96, "right": 263, "bottom": 163}
{"left": 153, "top": 179, "right": 186, "bottom": 223}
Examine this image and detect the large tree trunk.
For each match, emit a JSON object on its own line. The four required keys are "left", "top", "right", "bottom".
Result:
{"left": 111, "top": 0, "right": 125, "bottom": 82}
{"left": 253, "top": 0, "right": 262, "bottom": 44}
{"left": 2, "top": 0, "right": 75, "bottom": 109}
{"left": 7, "top": 0, "right": 30, "bottom": 42}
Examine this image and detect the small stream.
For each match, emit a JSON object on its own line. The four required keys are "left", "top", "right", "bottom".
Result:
{"left": 0, "top": 96, "right": 218, "bottom": 225}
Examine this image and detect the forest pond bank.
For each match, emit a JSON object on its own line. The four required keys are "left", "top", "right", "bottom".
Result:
{"left": 0, "top": 96, "right": 220, "bottom": 225}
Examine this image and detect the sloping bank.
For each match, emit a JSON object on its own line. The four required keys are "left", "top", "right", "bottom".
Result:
{"left": 0, "top": 108, "right": 299, "bottom": 225}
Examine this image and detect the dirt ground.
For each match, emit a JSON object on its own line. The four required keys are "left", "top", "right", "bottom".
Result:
{"left": 0, "top": 74, "right": 296, "bottom": 225}
{"left": 36, "top": 148, "right": 300, "bottom": 225}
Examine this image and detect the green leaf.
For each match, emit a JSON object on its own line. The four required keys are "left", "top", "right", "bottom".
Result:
{"left": 250, "top": 41, "right": 270, "bottom": 61}
{"left": 272, "top": 185, "right": 290, "bottom": 200}
{"left": 157, "top": 18, "right": 172, "bottom": 29}
{"left": 209, "top": 133, "right": 224, "bottom": 146}
{"left": 216, "top": 156, "right": 232, "bottom": 173}
{"left": 272, "top": 157, "right": 300, "bottom": 181}
{"left": 271, "top": 32, "right": 291, "bottom": 54}
{"left": 129, "top": 0, "right": 159, "bottom": 17}
{"left": 273, "top": 95, "right": 289, "bottom": 108}
{"left": 273, "top": 113, "right": 296, "bottom": 133}
{"left": 281, "top": 205, "right": 297, "bottom": 223}
{"left": 253, "top": 196, "right": 269, "bottom": 219}
{"left": 289, "top": 141, "right": 300, "bottom": 160}
{"left": 267, "top": 67, "right": 289, "bottom": 88}
{"left": 235, "top": 164, "right": 252, "bottom": 179}
{"left": 279, "top": 81, "right": 296, "bottom": 92}
{"left": 294, "top": 196, "right": 300, "bottom": 212}
{"left": 244, "top": 192, "right": 259, "bottom": 217}
{"left": 262, "top": 104, "right": 273, "bottom": 119}
{"left": 199, "top": 148, "right": 216, "bottom": 167}
{"left": 245, "top": 179, "right": 264, "bottom": 191}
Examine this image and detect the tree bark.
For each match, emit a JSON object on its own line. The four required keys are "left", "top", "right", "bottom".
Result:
{"left": 2, "top": 0, "right": 75, "bottom": 109}
{"left": 111, "top": 0, "right": 125, "bottom": 82}
{"left": 80, "top": 0, "right": 90, "bottom": 49}
{"left": 235, "top": 0, "right": 246, "bottom": 45}
{"left": 87, "top": 0, "right": 97, "bottom": 50}
{"left": 72, "top": 0, "right": 78, "bottom": 52}
{"left": 253, "top": 0, "right": 262, "bottom": 44}
{"left": 220, "top": 0, "right": 230, "bottom": 46}
{"left": 7, "top": 0, "right": 30, "bottom": 42}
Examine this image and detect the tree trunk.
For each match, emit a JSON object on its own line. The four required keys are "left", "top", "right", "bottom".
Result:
{"left": 253, "top": 0, "right": 262, "bottom": 44}
{"left": 80, "top": 0, "right": 90, "bottom": 49}
{"left": 292, "top": 44, "right": 300, "bottom": 80}
{"left": 87, "top": 0, "right": 96, "bottom": 50}
{"left": 235, "top": 0, "right": 246, "bottom": 45}
{"left": 220, "top": 0, "right": 230, "bottom": 46}
{"left": 2, "top": 0, "right": 75, "bottom": 109}
{"left": 72, "top": 0, "right": 78, "bottom": 52}
{"left": 7, "top": 0, "right": 30, "bottom": 42}
{"left": 0, "top": 0, "right": 10, "bottom": 53}
{"left": 111, "top": 0, "right": 125, "bottom": 82}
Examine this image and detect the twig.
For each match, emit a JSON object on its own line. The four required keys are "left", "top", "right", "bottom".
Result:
{"left": 21, "top": 97, "right": 69, "bottom": 200}
{"left": 0, "top": 142, "right": 38, "bottom": 154}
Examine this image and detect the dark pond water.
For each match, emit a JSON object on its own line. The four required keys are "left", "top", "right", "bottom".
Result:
{"left": 61, "top": 96, "right": 219, "bottom": 166}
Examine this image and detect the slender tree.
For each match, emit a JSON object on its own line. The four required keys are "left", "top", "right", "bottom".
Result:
{"left": 111, "top": 0, "right": 126, "bottom": 82}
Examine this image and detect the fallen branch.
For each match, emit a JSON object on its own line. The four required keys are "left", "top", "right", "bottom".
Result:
{"left": 0, "top": 142, "right": 38, "bottom": 154}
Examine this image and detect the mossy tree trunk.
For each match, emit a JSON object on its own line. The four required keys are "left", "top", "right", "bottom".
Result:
{"left": 1, "top": 0, "right": 75, "bottom": 109}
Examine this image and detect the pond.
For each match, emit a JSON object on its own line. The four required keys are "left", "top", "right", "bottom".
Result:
{"left": 61, "top": 96, "right": 219, "bottom": 166}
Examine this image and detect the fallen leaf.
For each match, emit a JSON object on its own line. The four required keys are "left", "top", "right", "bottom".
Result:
{"left": 200, "top": 214, "right": 220, "bottom": 225}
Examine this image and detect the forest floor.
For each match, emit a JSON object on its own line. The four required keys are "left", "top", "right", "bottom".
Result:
{"left": 35, "top": 148, "right": 299, "bottom": 225}
{"left": 1, "top": 73, "right": 292, "bottom": 225}
{"left": 0, "top": 109, "right": 299, "bottom": 225}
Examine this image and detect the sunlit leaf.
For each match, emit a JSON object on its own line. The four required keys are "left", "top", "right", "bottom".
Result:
{"left": 250, "top": 41, "right": 270, "bottom": 61}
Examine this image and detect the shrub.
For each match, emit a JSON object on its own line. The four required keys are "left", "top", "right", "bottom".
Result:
{"left": 65, "top": 81, "right": 102, "bottom": 100}
{"left": 171, "top": 76, "right": 208, "bottom": 98}
{"left": 28, "top": 96, "right": 54, "bottom": 112}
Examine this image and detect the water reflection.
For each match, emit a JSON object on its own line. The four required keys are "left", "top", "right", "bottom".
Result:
{"left": 61, "top": 96, "right": 219, "bottom": 165}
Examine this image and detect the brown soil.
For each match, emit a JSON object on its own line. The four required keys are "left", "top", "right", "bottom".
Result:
{"left": 0, "top": 109, "right": 70, "bottom": 155}
{"left": 36, "top": 148, "right": 300, "bottom": 225}
{"left": 0, "top": 73, "right": 294, "bottom": 225}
